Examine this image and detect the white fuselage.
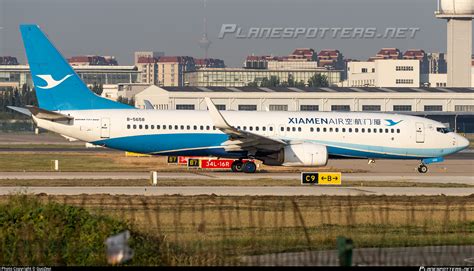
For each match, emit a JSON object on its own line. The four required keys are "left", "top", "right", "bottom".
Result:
{"left": 33, "top": 109, "right": 469, "bottom": 160}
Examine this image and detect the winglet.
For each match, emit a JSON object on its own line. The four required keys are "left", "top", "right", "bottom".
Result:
{"left": 205, "top": 97, "right": 232, "bottom": 130}
{"left": 143, "top": 100, "right": 154, "bottom": 110}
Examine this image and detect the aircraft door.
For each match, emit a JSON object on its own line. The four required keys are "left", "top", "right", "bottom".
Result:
{"left": 415, "top": 122, "right": 424, "bottom": 143}
{"left": 101, "top": 118, "right": 111, "bottom": 138}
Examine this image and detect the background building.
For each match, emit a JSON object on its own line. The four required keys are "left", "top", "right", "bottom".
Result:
{"left": 194, "top": 58, "right": 225, "bottom": 69}
{"left": 403, "top": 49, "right": 429, "bottom": 74}
{"left": 68, "top": 55, "right": 118, "bottom": 66}
{"left": 427, "top": 53, "right": 447, "bottom": 74}
{"left": 346, "top": 59, "right": 420, "bottom": 87}
{"left": 134, "top": 51, "right": 165, "bottom": 66}
{"left": 185, "top": 68, "right": 342, "bottom": 87}
{"left": 136, "top": 56, "right": 159, "bottom": 85}
{"left": 134, "top": 85, "right": 474, "bottom": 132}
{"left": 157, "top": 56, "right": 196, "bottom": 87}
{"left": 435, "top": 0, "right": 473, "bottom": 87}
{"left": 0, "top": 63, "right": 139, "bottom": 88}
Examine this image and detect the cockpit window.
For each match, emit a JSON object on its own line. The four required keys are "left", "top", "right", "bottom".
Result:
{"left": 436, "top": 127, "right": 452, "bottom": 134}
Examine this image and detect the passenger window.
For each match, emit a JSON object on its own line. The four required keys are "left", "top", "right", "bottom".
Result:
{"left": 243, "top": 126, "right": 247, "bottom": 130}
{"left": 162, "top": 125, "right": 166, "bottom": 130}
{"left": 287, "top": 127, "right": 291, "bottom": 132}
{"left": 355, "top": 128, "right": 359, "bottom": 133}
{"left": 262, "top": 127, "right": 266, "bottom": 131}
{"left": 174, "top": 125, "right": 178, "bottom": 130}
{"left": 169, "top": 125, "right": 172, "bottom": 130}
{"left": 280, "top": 127, "right": 284, "bottom": 132}
{"left": 206, "top": 126, "right": 210, "bottom": 130}
{"left": 187, "top": 125, "right": 190, "bottom": 130}
{"left": 342, "top": 128, "right": 346, "bottom": 133}
{"left": 373, "top": 128, "right": 376, "bottom": 133}
{"left": 151, "top": 125, "right": 154, "bottom": 129}
{"left": 367, "top": 128, "right": 371, "bottom": 133}
{"left": 310, "top": 127, "right": 314, "bottom": 132}
{"left": 255, "top": 126, "right": 259, "bottom": 131}
{"left": 329, "top": 127, "right": 333, "bottom": 132}
{"left": 127, "top": 124, "right": 130, "bottom": 129}
{"left": 391, "top": 129, "right": 394, "bottom": 133}
{"left": 133, "top": 125, "right": 137, "bottom": 129}
{"left": 157, "top": 125, "right": 160, "bottom": 129}
{"left": 361, "top": 128, "right": 365, "bottom": 133}
{"left": 145, "top": 125, "right": 149, "bottom": 130}
{"left": 139, "top": 125, "right": 143, "bottom": 129}
{"left": 249, "top": 126, "right": 253, "bottom": 131}
{"left": 193, "top": 125, "right": 197, "bottom": 130}
{"left": 379, "top": 128, "right": 383, "bottom": 133}
{"left": 269, "top": 127, "right": 273, "bottom": 131}
{"left": 385, "top": 129, "right": 389, "bottom": 133}
{"left": 397, "top": 129, "right": 400, "bottom": 133}
{"left": 179, "top": 125, "right": 183, "bottom": 130}
{"left": 298, "top": 127, "right": 302, "bottom": 132}
{"left": 335, "top": 128, "right": 339, "bottom": 132}
{"left": 317, "top": 127, "right": 321, "bottom": 132}
{"left": 200, "top": 125, "right": 204, "bottom": 130}
{"left": 323, "top": 128, "right": 327, "bottom": 132}
{"left": 349, "top": 128, "right": 352, "bottom": 133}
{"left": 292, "top": 127, "right": 296, "bottom": 132}
{"left": 213, "top": 126, "right": 216, "bottom": 130}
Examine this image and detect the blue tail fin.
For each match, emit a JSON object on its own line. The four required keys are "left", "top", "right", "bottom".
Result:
{"left": 20, "top": 24, "right": 133, "bottom": 111}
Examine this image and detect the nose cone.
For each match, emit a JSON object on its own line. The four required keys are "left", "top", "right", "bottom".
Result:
{"left": 457, "top": 135, "right": 470, "bottom": 150}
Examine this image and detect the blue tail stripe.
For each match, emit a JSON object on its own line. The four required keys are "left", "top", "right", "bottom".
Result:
{"left": 20, "top": 24, "right": 133, "bottom": 110}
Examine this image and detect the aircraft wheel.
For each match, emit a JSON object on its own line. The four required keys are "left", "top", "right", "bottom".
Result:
{"left": 417, "top": 164, "right": 428, "bottom": 174}
{"left": 231, "top": 160, "right": 243, "bottom": 172}
{"left": 242, "top": 161, "right": 257, "bottom": 174}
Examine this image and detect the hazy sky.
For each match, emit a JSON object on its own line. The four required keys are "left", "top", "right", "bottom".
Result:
{"left": 0, "top": 0, "right": 472, "bottom": 66}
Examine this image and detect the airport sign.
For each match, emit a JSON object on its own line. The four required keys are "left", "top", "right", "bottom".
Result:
{"left": 201, "top": 159, "right": 234, "bottom": 169}
{"left": 167, "top": 156, "right": 178, "bottom": 164}
{"left": 187, "top": 158, "right": 201, "bottom": 168}
{"left": 301, "top": 172, "right": 342, "bottom": 185}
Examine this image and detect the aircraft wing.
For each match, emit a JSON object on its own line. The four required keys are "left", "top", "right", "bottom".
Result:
{"left": 205, "top": 97, "right": 286, "bottom": 154}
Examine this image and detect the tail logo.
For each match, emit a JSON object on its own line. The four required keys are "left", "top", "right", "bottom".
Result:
{"left": 36, "top": 74, "right": 73, "bottom": 89}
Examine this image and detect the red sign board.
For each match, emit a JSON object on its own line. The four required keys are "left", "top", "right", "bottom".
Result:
{"left": 201, "top": 159, "right": 234, "bottom": 169}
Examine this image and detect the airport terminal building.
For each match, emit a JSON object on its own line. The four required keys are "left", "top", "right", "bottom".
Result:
{"left": 134, "top": 85, "right": 474, "bottom": 133}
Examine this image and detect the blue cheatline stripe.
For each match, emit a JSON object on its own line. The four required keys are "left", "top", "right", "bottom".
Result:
{"left": 93, "top": 133, "right": 230, "bottom": 154}
{"left": 92, "top": 133, "right": 461, "bottom": 159}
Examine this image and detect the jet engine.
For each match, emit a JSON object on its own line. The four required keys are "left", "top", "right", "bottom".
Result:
{"left": 260, "top": 142, "right": 328, "bottom": 167}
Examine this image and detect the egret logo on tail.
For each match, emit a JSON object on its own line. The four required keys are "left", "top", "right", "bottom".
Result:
{"left": 385, "top": 119, "right": 403, "bottom": 126}
{"left": 36, "top": 74, "right": 73, "bottom": 89}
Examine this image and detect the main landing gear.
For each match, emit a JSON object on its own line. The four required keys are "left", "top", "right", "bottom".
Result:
{"left": 231, "top": 160, "right": 257, "bottom": 173}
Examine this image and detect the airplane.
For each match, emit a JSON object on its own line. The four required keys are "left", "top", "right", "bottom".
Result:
{"left": 8, "top": 25, "right": 470, "bottom": 174}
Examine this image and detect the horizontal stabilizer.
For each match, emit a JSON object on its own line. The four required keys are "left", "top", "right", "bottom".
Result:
{"left": 8, "top": 105, "right": 73, "bottom": 121}
{"left": 27, "top": 106, "right": 73, "bottom": 121}
{"left": 7, "top": 106, "right": 32, "bottom": 117}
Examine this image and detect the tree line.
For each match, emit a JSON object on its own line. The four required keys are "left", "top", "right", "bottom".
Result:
{"left": 247, "top": 74, "right": 329, "bottom": 88}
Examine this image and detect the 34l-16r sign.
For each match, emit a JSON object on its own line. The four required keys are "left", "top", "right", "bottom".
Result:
{"left": 201, "top": 159, "right": 235, "bottom": 169}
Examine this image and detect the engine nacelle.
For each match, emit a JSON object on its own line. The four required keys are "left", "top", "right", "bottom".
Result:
{"left": 261, "top": 143, "right": 328, "bottom": 167}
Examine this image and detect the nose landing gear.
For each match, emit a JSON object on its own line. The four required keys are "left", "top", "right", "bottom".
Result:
{"left": 417, "top": 164, "right": 428, "bottom": 174}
